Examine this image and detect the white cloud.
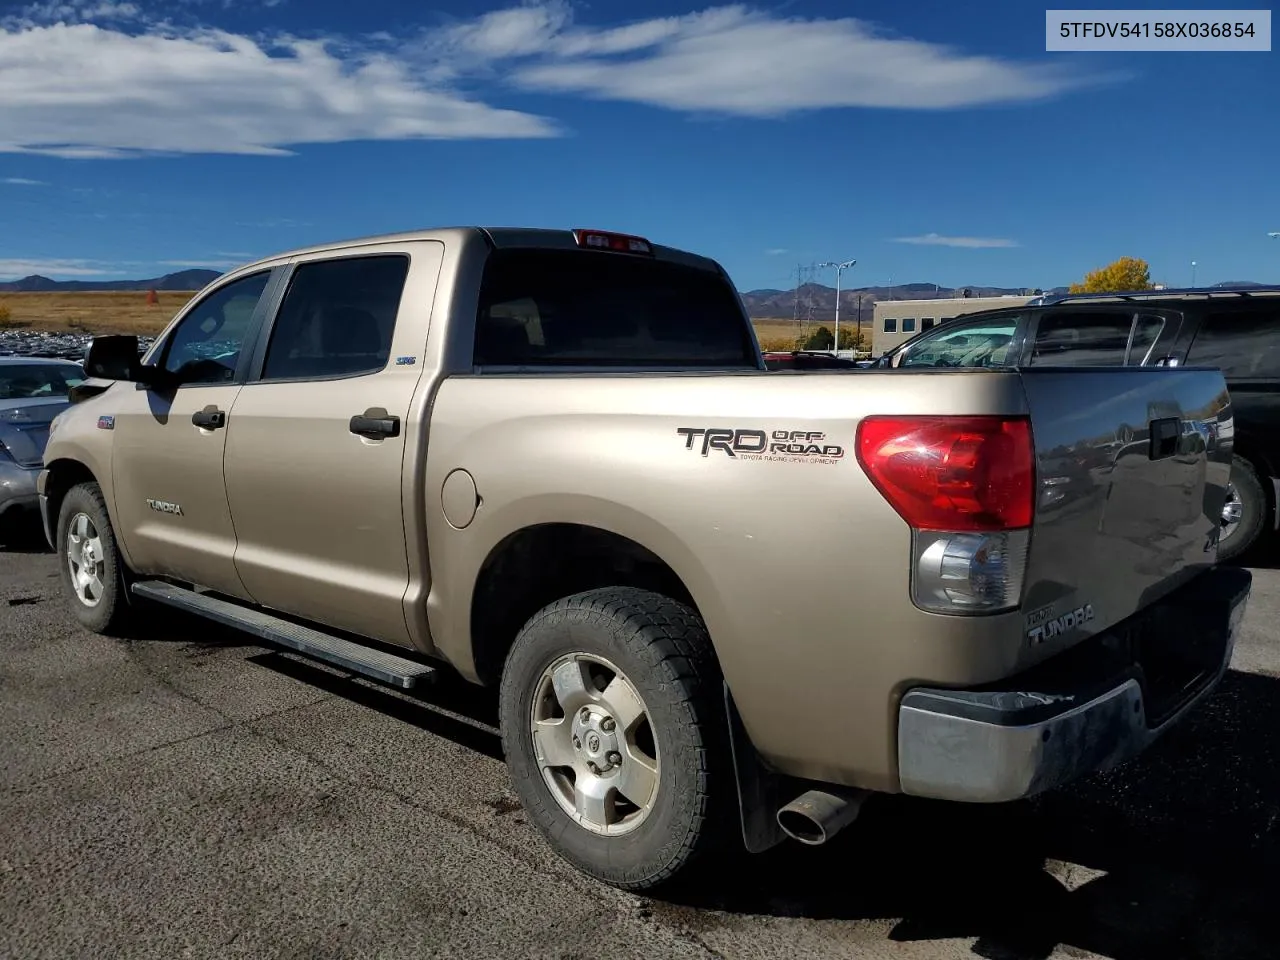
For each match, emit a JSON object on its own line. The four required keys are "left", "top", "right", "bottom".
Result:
{"left": 449, "top": 3, "right": 1101, "bottom": 114}
{"left": 3, "top": 177, "right": 46, "bottom": 185}
{"left": 0, "top": 257, "right": 116, "bottom": 277}
{"left": 0, "top": 3, "right": 1105, "bottom": 162}
{"left": 765, "top": 248, "right": 789, "bottom": 256}
{"left": 6, "top": 1, "right": 143, "bottom": 28}
{"left": 892, "top": 233, "right": 1021, "bottom": 249}
{"left": 0, "top": 22, "right": 560, "bottom": 158}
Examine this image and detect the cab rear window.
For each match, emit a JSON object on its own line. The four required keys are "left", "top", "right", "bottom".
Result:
{"left": 474, "top": 249, "right": 757, "bottom": 367}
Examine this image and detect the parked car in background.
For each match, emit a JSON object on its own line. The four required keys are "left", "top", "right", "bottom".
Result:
{"left": 761, "top": 349, "right": 863, "bottom": 370}
{"left": 871, "top": 286, "right": 1280, "bottom": 560}
{"left": 0, "top": 357, "right": 87, "bottom": 536}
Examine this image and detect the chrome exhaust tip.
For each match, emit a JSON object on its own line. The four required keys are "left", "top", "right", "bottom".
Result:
{"left": 776, "top": 788, "right": 868, "bottom": 845}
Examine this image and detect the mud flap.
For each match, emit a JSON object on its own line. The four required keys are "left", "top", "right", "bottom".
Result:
{"left": 725, "top": 683, "right": 788, "bottom": 854}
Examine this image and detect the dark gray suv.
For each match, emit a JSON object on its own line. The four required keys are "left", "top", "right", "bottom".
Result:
{"left": 875, "top": 287, "right": 1280, "bottom": 560}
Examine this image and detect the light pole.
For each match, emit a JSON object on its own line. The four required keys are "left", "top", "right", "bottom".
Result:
{"left": 1191, "top": 260, "right": 1197, "bottom": 287}
{"left": 818, "top": 259, "right": 857, "bottom": 355}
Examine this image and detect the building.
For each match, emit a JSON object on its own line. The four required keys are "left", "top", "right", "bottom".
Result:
{"left": 872, "top": 294, "right": 1037, "bottom": 355}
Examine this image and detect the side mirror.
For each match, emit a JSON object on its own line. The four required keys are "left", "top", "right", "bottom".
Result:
{"left": 83, "top": 335, "right": 169, "bottom": 387}
{"left": 84, "top": 335, "right": 143, "bottom": 381}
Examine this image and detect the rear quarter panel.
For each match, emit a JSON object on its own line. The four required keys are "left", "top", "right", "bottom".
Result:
{"left": 425, "top": 369, "right": 1045, "bottom": 791}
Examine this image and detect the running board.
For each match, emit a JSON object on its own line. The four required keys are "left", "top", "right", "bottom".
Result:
{"left": 130, "top": 580, "right": 436, "bottom": 690}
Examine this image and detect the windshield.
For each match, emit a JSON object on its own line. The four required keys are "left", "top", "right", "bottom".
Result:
{"left": 897, "top": 321, "right": 1018, "bottom": 369}
{"left": 0, "top": 362, "right": 87, "bottom": 400}
{"left": 475, "top": 249, "right": 758, "bottom": 367}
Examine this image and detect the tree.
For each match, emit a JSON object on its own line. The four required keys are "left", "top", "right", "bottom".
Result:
{"left": 804, "top": 326, "right": 834, "bottom": 350}
{"left": 1069, "top": 256, "right": 1153, "bottom": 294}
{"left": 837, "top": 327, "right": 865, "bottom": 351}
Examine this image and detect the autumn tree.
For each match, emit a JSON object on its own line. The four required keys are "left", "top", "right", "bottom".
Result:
{"left": 1069, "top": 256, "right": 1153, "bottom": 294}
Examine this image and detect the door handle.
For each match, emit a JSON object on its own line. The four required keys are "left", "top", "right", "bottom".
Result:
{"left": 191, "top": 408, "right": 226, "bottom": 430}
{"left": 349, "top": 413, "right": 400, "bottom": 439}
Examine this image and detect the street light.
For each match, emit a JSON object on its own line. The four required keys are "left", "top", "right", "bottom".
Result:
{"left": 818, "top": 259, "right": 857, "bottom": 355}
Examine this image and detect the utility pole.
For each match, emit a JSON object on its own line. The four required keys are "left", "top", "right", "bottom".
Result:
{"left": 818, "top": 258, "right": 857, "bottom": 355}
{"left": 856, "top": 293, "right": 863, "bottom": 355}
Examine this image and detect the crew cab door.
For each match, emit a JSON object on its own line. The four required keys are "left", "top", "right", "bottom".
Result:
{"left": 110, "top": 268, "right": 282, "bottom": 598}
{"left": 222, "top": 242, "right": 443, "bottom": 646}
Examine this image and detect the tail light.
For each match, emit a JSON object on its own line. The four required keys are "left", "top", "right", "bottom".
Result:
{"left": 572, "top": 229, "right": 654, "bottom": 256}
{"left": 856, "top": 415, "right": 1035, "bottom": 614}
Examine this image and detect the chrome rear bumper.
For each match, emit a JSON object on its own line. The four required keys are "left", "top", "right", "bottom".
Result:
{"left": 897, "top": 565, "right": 1251, "bottom": 803}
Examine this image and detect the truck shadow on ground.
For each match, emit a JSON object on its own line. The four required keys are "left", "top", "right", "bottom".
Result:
{"left": 235, "top": 634, "right": 1280, "bottom": 960}
{"left": 656, "top": 668, "right": 1280, "bottom": 960}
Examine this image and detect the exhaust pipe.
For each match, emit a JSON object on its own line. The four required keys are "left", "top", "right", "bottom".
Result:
{"left": 776, "top": 788, "right": 868, "bottom": 846}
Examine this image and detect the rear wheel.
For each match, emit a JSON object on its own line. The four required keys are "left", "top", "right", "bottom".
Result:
{"left": 57, "top": 482, "right": 134, "bottom": 635}
{"left": 1218, "top": 455, "right": 1267, "bottom": 562}
{"left": 498, "top": 587, "right": 728, "bottom": 890}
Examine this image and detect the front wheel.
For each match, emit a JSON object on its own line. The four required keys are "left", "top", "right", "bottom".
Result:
{"left": 498, "top": 587, "right": 729, "bottom": 891}
{"left": 56, "top": 481, "right": 134, "bottom": 635}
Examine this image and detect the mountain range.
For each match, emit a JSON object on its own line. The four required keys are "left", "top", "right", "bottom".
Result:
{"left": 1, "top": 271, "right": 1271, "bottom": 322}
{"left": 0, "top": 269, "right": 223, "bottom": 293}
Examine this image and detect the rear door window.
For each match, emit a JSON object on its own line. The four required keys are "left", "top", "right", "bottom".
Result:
{"left": 1186, "top": 306, "right": 1280, "bottom": 379}
{"left": 474, "top": 250, "right": 756, "bottom": 367}
{"left": 896, "top": 317, "right": 1020, "bottom": 369}
{"left": 1029, "top": 310, "right": 1134, "bottom": 366}
{"left": 261, "top": 254, "right": 408, "bottom": 381}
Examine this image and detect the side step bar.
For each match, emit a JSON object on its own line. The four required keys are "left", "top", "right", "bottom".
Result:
{"left": 131, "top": 580, "right": 436, "bottom": 690}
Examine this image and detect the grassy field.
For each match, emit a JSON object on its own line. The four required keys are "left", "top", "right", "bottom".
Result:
{"left": 0, "top": 291, "right": 197, "bottom": 336}
{"left": 0, "top": 292, "right": 862, "bottom": 351}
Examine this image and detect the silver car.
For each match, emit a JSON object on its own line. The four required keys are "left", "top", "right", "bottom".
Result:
{"left": 0, "top": 357, "right": 87, "bottom": 533}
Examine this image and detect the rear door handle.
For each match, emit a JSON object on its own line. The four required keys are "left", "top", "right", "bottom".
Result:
{"left": 349, "top": 413, "right": 400, "bottom": 439}
{"left": 191, "top": 408, "right": 226, "bottom": 430}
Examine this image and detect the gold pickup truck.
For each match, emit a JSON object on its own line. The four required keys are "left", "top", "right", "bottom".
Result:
{"left": 39, "top": 227, "right": 1250, "bottom": 891}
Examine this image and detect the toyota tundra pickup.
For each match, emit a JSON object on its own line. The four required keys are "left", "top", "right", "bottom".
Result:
{"left": 39, "top": 227, "right": 1250, "bottom": 891}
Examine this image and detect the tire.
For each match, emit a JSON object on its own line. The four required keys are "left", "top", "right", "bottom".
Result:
{"left": 1218, "top": 455, "right": 1267, "bottom": 562}
{"left": 498, "top": 586, "right": 729, "bottom": 891}
{"left": 56, "top": 481, "right": 135, "bottom": 635}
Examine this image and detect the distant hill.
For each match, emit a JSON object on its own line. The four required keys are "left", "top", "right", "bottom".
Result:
{"left": 0, "top": 269, "right": 221, "bottom": 293}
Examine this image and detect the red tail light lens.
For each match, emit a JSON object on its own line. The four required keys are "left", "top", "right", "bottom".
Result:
{"left": 572, "top": 229, "right": 654, "bottom": 255}
{"left": 856, "top": 415, "right": 1034, "bottom": 532}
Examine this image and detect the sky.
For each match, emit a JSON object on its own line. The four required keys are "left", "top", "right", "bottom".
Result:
{"left": 0, "top": 0, "right": 1277, "bottom": 293}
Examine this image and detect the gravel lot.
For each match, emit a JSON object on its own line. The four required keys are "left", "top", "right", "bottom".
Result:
{"left": 3, "top": 525, "right": 1279, "bottom": 960}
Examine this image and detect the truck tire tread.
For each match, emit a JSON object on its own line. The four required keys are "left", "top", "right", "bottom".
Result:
{"left": 498, "top": 586, "right": 728, "bottom": 891}
{"left": 56, "top": 481, "right": 135, "bottom": 636}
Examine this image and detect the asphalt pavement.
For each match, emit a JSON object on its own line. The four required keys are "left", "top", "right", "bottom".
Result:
{"left": 4, "top": 526, "right": 1280, "bottom": 960}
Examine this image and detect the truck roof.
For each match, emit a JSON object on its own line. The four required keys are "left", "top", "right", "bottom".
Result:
{"left": 228, "top": 226, "right": 724, "bottom": 278}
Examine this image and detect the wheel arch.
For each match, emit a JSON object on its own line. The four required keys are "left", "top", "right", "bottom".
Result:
{"left": 42, "top": 458, "right": 101, "bottom": 543}
{"left": 468, "top": 521, "right": 709, "bottom": 688}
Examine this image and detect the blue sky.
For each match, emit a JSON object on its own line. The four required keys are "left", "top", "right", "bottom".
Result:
{"left": 0, "top": 0, "right": 1276, "bottom": 292}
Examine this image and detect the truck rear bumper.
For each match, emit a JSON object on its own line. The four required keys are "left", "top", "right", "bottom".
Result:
{"left": 897, "top": 565, "right": 1251, "bottom": 803}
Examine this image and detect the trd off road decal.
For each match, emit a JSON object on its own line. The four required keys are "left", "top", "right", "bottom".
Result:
{"left": 676, "top": 427, "right": 844, "bottom": 465}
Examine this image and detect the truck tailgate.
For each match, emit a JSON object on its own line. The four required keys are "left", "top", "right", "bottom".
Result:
{"left": 1018, "top": 366, "right": 1232, "bottom": 647}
